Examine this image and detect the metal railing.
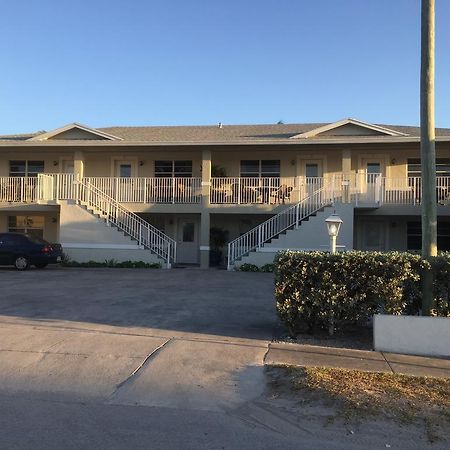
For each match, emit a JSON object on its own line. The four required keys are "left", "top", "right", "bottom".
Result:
{"left": 0, "top": 177, "right": 39, "bottom": 203}
{"left": 76, "top": 179, "right": 176, "bottom": 267}
{"left": 85, "top": 177, "right": 202, "bottom": 204}
{"left": 1, "top": 174, "right": 450, "bottom": 208}
{"left": 210, "top": 177, "right": 297, "bottom": 204}
{"left": 227, "top": 184, "right": 338, "bottom": 269}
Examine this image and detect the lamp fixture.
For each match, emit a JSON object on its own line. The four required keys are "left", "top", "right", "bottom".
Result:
{"left": 325, "top": 213, "right": 343, "bottom": 253}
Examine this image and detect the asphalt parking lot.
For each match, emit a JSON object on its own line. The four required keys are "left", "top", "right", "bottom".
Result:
{"left": 0, "top": 267, "right": 280, "bottom": 340}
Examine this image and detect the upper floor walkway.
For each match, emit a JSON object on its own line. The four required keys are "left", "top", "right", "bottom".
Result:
{"left": 1, "top": 173, "right": 450, "bottom": 208}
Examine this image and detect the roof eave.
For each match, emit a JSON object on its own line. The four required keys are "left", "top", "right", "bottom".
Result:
{"left": 0, "top": 136, "right": 447, "bottom": 147}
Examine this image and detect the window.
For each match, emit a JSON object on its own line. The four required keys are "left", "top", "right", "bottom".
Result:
{"left": 407, "top": 158, "right": 450, "bottom": 177}
{"left": 155, "top": 160, "right": 192, "bottom": 177}
{"left": 407, "top": 221, "right": 450, "bottom": 251}
{"left": 182, "top": 222, "right": 195, "bottom": 242}
{"left": 8, "top": 216, "right": 44, "bottom": 239}
{"left": 240, "top": 160, "right": 280, "bottom": 177}
{"left": 367, "top": 163, "right": 381, "bottom": 183}
{"left": 119, "top": 164, "right": 132, "bottom": 178}
{"left": 305, "top": 163, "right": 319, "bottom": 178}
{"left": 9, "top": 160, "right": 45, "bottom": 177}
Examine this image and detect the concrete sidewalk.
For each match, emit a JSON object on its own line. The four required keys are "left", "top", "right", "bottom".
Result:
{"left": 265, "top": 342, "right": 450, "bottom": 378}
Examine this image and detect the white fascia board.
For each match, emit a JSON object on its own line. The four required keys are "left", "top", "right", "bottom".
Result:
{"left": 290, "top": 118, "right": 409, "bottom": 139}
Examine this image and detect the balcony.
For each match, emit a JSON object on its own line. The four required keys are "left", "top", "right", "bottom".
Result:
{"left": 85, "top": 177, "right": 202, "bottom": 204}
{"left": 1, "top": 174, "right": 450, "bottom": 207}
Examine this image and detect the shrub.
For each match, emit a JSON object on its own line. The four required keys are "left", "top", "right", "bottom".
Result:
{"left": 430, "top": 253, "right": 450, "bottom": 317}
{"left": 237, "top": 263, "right": 260, "bottom": 272}
{"left": 274, "top": 251, "right": 435, "bottom": 336}
{"left": 260, "top": 263, "right": 275, "bottom": 273}
{"left": 62, "top": 260, "right": 161, "bottom": 269}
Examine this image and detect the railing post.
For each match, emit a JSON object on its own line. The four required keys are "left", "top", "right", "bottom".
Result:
{"left": 295, "top": 204, "right": 300, "bottom": 229}
{"left": 172, "top": 178, "right": 175, "bottom": 204}
{"left": 237, "top": 178, "right": 241, "bottom": 205}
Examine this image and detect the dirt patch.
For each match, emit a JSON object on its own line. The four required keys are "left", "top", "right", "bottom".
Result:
{"left": 266, "top": 365, "right": 450, "bottom": 444}
{"left": 275, "top": 325, "right": 373, "bottom": 350}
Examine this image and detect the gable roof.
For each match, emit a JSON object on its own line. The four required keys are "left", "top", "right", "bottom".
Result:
{"left": 1, "top": 118, "right": 450, "bottom": 146}
{"left": 290, "top": 118, "right": 409, "bottom": 139}
{"left": 28, "top": 123, "right": 123, "bottom": 141}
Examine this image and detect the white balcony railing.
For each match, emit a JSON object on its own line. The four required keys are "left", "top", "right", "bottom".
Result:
{"left": 0, "top": 177, "right": 39, "bottom": 203}
{"left": 84, "top": 177, "right": 202, "bottom": 204}
{"left": 1, "top": 174, "right": 450, "bottom": 207}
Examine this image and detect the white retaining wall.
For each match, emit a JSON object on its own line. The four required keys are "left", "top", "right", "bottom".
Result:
{"left": 374, "top": 315, "right": 450, "bottom": 358}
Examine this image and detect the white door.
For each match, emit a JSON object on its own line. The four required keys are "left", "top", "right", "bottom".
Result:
{"left": 176, "top": 217, "right": 199, "bottom": 264}
{"left": 62, "top": 160, "right": 74, "bottom": 174}
{"left": 115, "top": 161, "right": 136, "bottom": 202}
{"left": 304, "top": 161, "right": 323, "bottom": 197}
{"left": 362, "top": 161, "right": 382, "bottom": 204}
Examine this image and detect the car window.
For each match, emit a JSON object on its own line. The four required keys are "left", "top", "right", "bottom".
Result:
{"left": 0, "top": 234, "right": 22, "bottom": 245}
{"left": 25, "top": 234, "right": 48, "bottom": 245}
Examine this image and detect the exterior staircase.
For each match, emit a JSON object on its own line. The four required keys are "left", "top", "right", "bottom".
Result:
{"left": 227, "top": 185, "right": 342, "bottom": 270}
{"left": 75, "top": 179, "right": 176, "bottom": 267}
{"left": 39, "top": 174, "right": 176, "bottom": 267}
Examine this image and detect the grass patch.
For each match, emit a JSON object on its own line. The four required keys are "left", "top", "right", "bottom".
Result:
{"left": 267, "top": 365, "right": 450, "bottom": 443}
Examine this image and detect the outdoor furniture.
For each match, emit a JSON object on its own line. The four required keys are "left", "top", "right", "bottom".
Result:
{"left": 271, "top": 184, "right": 293, "bottom": 204}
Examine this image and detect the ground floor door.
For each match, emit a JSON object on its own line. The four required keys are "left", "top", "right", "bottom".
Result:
{"left": 357, "top": 219, "right": 386, "bottom": 251}
{"left": 176, "top": 216, "right": 199, "bottom": 264}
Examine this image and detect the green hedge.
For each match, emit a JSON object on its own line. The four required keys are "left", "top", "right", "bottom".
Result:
{"left": 275, "top": 251, "right": 449, "bottom": 336}
{"left": 237, "top": 263, "right": 275, "bottom": 272}
{"left": 62, "top": 259, "right": 161, "bottom": 269}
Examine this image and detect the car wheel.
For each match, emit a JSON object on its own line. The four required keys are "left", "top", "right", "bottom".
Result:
{"left": 34, "top": 263, "right": 48, "bottom": 269}
{"left": 14, "top": 256, "right": 30, "bottom": 270}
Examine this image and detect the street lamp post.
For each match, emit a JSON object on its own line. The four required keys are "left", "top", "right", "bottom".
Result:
{"left": 325, "top": 214, "right": 343, "bottom": 254}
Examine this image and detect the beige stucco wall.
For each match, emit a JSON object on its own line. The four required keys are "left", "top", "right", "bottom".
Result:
{"left": 0, "top": 142, "right": 449, "bottom": 181}
{"left": 354, "top": 213, "right": 450, "bottom": 252}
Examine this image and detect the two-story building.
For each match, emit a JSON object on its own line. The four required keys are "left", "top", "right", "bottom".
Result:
{"left": 1, "top": 118, "right": 450, "bottom": 269}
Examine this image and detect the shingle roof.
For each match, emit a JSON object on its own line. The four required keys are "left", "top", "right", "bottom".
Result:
{"left": 0, "top": 131, "right": 45, "bottom": 141}
{"left": 97, "top": 123, "right": 450, "bottom": 142}
{"left": 1, "top": 121, "right": 450, "bottom": 143}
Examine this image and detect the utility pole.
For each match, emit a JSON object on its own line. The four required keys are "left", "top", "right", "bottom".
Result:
{"left": 420, "top": 0, "right": 437, "bottom": 315}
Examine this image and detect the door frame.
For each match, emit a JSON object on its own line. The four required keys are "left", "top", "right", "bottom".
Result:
{"left": 175, "top": 215, "right": 200, "bottom": 264}
{"left": 59, "top": 158, "right": 74, "bottom": 174}
{"left": 111, "top": 157, "right": 138, "bottom": 177}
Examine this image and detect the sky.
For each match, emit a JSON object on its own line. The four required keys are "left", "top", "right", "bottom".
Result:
{"left": 0, "top": 0, "right": 449, "bottom": 134}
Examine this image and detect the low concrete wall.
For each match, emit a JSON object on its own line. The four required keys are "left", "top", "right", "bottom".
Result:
{"left": 63, "top": 245, "right": 163, "bottom": 265}
{"left": 374, "top": 315, "right": 450, "bottom": 358}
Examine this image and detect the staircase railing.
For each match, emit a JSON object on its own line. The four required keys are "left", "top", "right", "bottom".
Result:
{"left": 227, "top": 185, "right": 337, "bottom": 269}
{"left": 76, "top": 178, "right": 176, "bottom": 268}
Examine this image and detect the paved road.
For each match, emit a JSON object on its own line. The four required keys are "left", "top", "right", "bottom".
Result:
{"left": 0, "top": 268, "right": 440, "bottom": 449}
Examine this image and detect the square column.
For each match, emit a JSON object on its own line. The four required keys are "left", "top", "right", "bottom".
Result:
{"left": 200, "top": 149, "right": 211, "bottom": 268}
{"left": 74, "top": 151, "right": 85, "bottom": 179}
{"left": 342, "top": 150, "right": 352, "bottom": 203}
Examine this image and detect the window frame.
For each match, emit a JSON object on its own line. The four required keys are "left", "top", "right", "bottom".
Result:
{"left": 154, "top": 160, "right": 193, "bottom": 178}
{"left": 240, "top": 160, "right": 280, "bottom": 178}
{"left": 9, "top": 160, "right": 45, "bottom": 177}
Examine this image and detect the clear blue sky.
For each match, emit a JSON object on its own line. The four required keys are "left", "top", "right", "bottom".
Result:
{"left": 0, "top": 0, "right": 449, "bottom": 134}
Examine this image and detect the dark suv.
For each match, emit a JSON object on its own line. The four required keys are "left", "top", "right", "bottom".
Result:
{"left": 0, "top": 233, "right": 63, "bottom": 270}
